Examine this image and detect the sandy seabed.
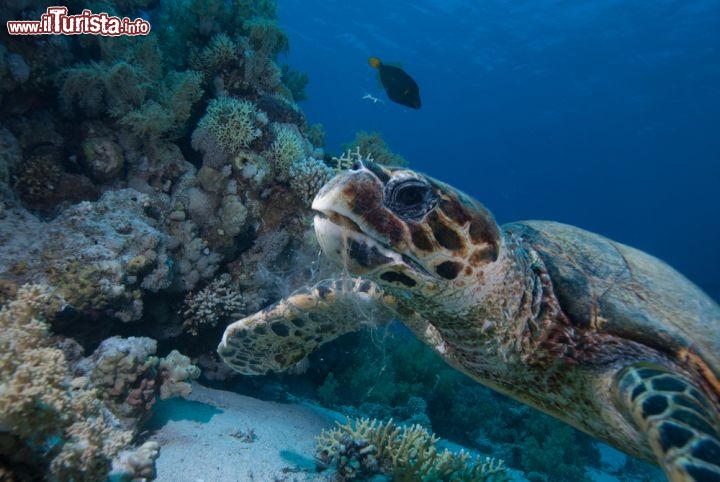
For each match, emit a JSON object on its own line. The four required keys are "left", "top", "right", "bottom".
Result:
{"left": 149, "top": 382, "right": 638, "bottom": 482}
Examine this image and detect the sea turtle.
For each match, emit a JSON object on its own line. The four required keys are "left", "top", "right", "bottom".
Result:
{"left": 218, "top": 160, "right": 720, "bottom": 481}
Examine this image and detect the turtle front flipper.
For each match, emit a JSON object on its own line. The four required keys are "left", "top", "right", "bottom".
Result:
{"left": 218, "top": 278, "right": 395, "bottom": 375}
{"left": 616, "top": 364, "right": 720, "bottom": 481}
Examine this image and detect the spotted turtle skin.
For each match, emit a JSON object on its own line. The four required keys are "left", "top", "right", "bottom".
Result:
{"left": 219, "top": 161, "right": 720, "bottom": 481}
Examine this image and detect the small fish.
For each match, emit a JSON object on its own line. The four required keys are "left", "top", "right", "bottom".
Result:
{"left": 362, "top": 92, "right": 383, "bottom": 104}
{"left": 368, "top": 56, "right": 421, "bottom": 109}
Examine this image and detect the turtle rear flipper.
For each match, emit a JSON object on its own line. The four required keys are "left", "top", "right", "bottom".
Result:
{"left": 616, "top": 364, "right": 720, "bottom": 481}
{"left": 218, "top": 278, "right": 394, "bottom": 375}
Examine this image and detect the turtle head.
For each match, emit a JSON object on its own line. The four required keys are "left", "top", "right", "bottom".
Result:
{"left": 312, "top": 160, "right": 502, "bottom": 298}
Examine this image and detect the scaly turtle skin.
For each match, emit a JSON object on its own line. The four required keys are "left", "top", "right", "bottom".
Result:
{"left": 218, "top": 161, "right": 720, "bottom": 482}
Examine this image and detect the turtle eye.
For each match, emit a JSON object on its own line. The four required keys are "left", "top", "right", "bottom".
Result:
{"left": 384, "top": 178, "right": 437, "bottom": 220}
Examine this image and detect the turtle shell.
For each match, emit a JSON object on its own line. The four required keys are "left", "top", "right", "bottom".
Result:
{"left": 506, "top": 220, "right": 720, "bottom": 392}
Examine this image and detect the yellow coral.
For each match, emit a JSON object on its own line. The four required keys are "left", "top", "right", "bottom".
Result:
{"left": 0, "top": 285, "right": 69, "bottom": 440}
{"left": 331, "top": 146, "right": 374, "bottom": 173}
{"left": 0, "top": 286, "right": 147, "bottom": 481}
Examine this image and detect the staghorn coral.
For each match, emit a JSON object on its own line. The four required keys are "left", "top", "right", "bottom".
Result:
{"left": 182, "top": 273, "right": 244, "bottom": 336}
{"left": 330, "top": 146, "right": 372, "bottom": 173}
{"left": 316, "top": 417, "right": 509, "bottom": 482}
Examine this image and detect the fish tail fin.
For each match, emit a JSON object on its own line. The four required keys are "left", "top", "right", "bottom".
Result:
{"left": 368, "top": 56, "right": 381, "bottom": 69}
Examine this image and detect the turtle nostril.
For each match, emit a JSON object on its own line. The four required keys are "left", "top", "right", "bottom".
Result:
{"left": 351, "top": 160, "right": 363, "bottom": 170}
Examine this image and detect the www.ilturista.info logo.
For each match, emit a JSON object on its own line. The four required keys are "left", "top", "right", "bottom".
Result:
{"left": 7, "top": 7, "right": 151, "bottom": 36}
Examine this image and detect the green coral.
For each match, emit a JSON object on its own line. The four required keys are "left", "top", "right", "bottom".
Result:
{"left": 280, "top": 64, "right": 309, "bottom": 102}
{"left": 57, "top": 36, "right": 203, "bottom": 141}
{"left": 196, "top": 97, "right": 264, "bottom": 153}
{"left": 316, "top": 417, "right": 508, "bottom": 482}
{"left": 189, "top": 33, "right": 238, "bottom": 72}
{"left": 244, "top": 18, "right": 289, "bottom": 56}
{"left": 268, "top": 122, "right": 306, "bottom": 179}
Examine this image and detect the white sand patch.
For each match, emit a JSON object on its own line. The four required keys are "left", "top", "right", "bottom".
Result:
{"left": 150, "top": 382, "right": 341, "bottom": 481}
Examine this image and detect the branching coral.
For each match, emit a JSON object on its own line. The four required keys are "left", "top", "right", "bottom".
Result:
{"left": 182, "top": 274, "right": 244, "bottom": 335}
{"left": 316, "top": 417, "right": 509, "bottom": 482}
{"left": 344, "top": 131, "right": 408, "bottom": 167}
{"left": 193, "top": 97, "right": 265, "bottom": 155}
{"left": 330, "top": 146, "right": 373, "bottom": 173}
{"left": 287, "top": 156, "right": 334, "bottom": 205}
{"left": 268, "top": 122, "right": 306, "bottom": 180}
{"left": 190, "top": 33, "right": 239, "bottom": 72}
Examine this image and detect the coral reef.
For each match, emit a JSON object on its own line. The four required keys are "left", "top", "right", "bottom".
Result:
{"left": 0, "top": 285, "right": 162, "bottom": 481}
{"left": 0, "top": 0, "right": 451, "bottom": 480}
{"left": 81, "top": 335, "right": 200, "bottom": 419}
{"left": 182, "top": 274, "right": 244, "bottom": 336}
{"left": 193, "top": 97, "right": 265, "bottom": 157}
{"left": 287, "top": 156, "right": 334, "bottom": 205}
{"left": 157, "top": 350, "right": 201, "bottom": 399}
{"left": 316, "top": 417, "right": 509, "bottom": 481}
{"left": 0, "top": 189, "right": 172, "bottom": 324}
{"left": 267, "top": 122, "right": 308, "bottom": 180}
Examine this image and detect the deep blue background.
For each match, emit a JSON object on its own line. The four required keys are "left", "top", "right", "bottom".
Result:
{"left": 278, "top": 0, "right": 720, "bottom": 299}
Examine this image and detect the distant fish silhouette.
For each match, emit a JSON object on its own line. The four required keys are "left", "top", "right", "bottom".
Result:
{"left": 368, "top": 56, "right": 421, "bottom": 109}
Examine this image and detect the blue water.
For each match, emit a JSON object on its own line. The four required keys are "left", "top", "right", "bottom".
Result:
{"left": 278, "top": 0, "right": 720, "bottom": 299}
